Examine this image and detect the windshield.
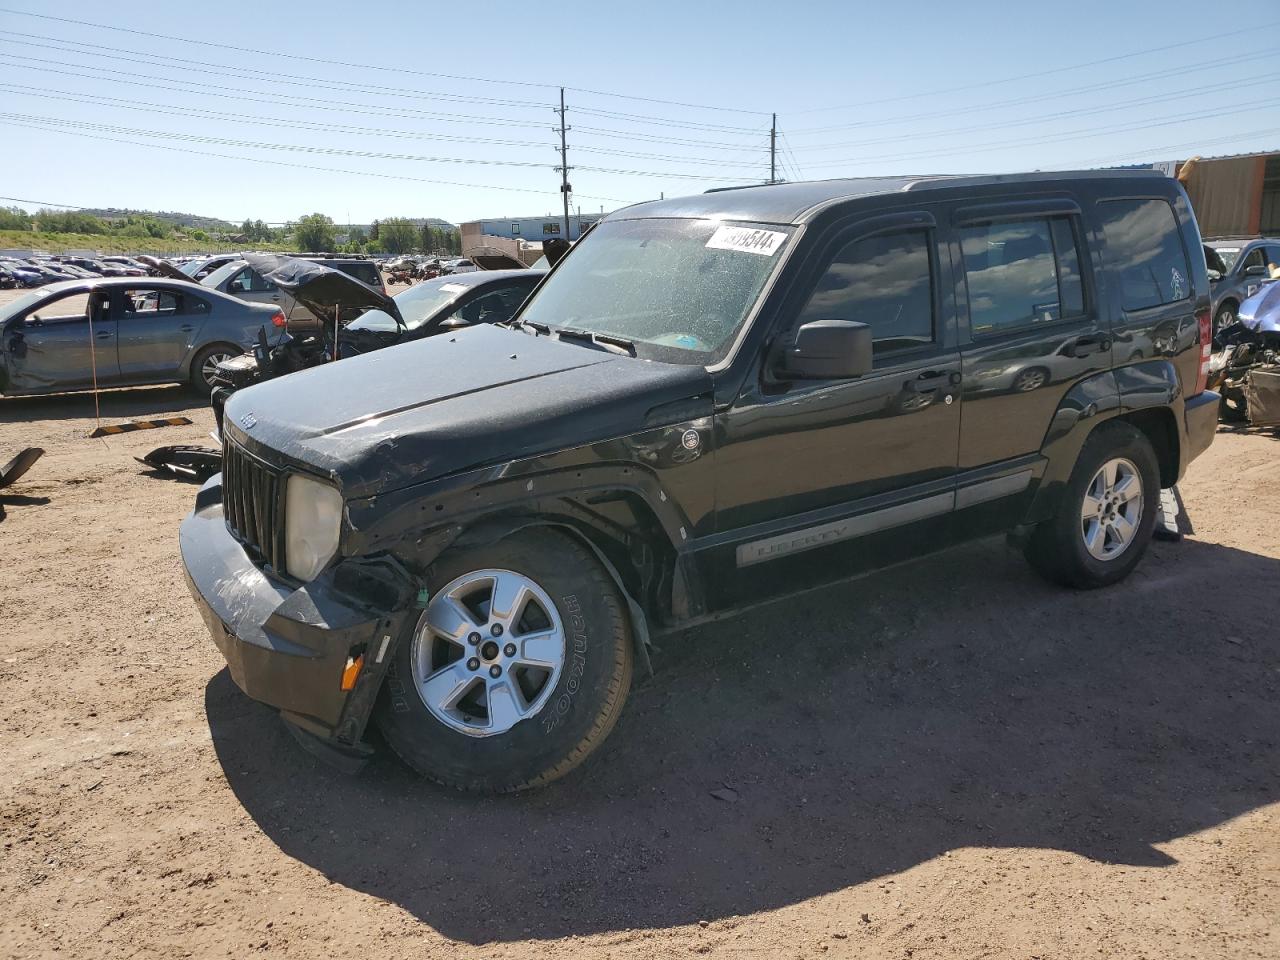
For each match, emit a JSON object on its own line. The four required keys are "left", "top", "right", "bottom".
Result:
{"left": 0, "top": 289, "right": 46, "bottom": 323}
{"left": 517, "top": 218, "right": 794, "bottom": 364}
{"left": 178, "top": 260, "right": 204, "bottom": 277}
{"left": 201, "top": 260, "right": 246, "bottom": 288}
{"left": 1210, "top": 246, "right": 1242, "bottom": 271}
{"left": 348, "top": 277, "right": 467, "bottom": 332}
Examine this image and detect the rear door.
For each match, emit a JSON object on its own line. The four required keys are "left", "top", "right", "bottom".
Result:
{"left": 1096, "top": 196, "right": 1198, "bottom": 387}
{"left": 115, "top": 287, "right": 210, "bottom": 381}
{"left": 952, "top": 198, "right": 1108, "bottom": 488}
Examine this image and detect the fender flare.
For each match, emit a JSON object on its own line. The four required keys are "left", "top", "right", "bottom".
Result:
{"left": 452, "top": 515, "right": 654, "bottom": 676}
{"left": 1023, "top": 359, "right": 1181, "bottom": 524}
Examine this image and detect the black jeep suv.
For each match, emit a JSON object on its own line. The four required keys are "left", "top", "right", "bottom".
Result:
{"left": 182, "top": 171, "right": 1219, "bottom": 792}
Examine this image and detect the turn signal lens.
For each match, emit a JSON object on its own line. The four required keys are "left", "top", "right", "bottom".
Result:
{"left": 271, "top": 310, "right": 286, "bottom": 328}
{"left": 340, "top": 655, "right": 363, "bottom": 691}
{"left": 1194, "top": 307, "right": 1212, "bottom": 396}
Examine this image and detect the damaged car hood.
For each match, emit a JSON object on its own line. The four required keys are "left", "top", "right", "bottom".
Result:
{"left": 137, "top": 256, "right": 195, "bottom": 282}
{"left": 243, "top": 254, "right": 402, "bottom": 327}
{"left": 222, "top": 323, "right": 712, "bottom": 497}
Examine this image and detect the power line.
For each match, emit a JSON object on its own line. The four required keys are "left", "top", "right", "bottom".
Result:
{"left": 0, "top": 34, "right": 552, "bottom": 110}
{"left": 0, "top": 84, "right": 773, "bottom": 169}
{"left": 789, "top": 70, "right": 1280, "bottom": 153}
{"left": 0, "top": 83, "right": 555, "bottom": 150}
{"left": 799, "top": 101, "right": 1270, "bottom": 169}
{"left": 790, "top": 21, "right": 1277, "bottom": 115}
{"left": 0, "top": 7, "right": 770, "bottom": 116}
{"left": 2, "top": 120, "right": 642, "bottom": 204}
{"left": 0, "top": 54, "right": 554, "bottom": 129}
{"left": 8, "top": 112, "right": 755, "bottom": 183}
{"left": 787, "top": 47, "right": 1280, "bottom": 135}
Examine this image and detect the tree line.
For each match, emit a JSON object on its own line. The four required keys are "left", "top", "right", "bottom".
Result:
{"left": 0, "top": 206, "right": 463, "bottom": 255}
{"left": 293, "top": 214, "right": 462, "bottom": 256}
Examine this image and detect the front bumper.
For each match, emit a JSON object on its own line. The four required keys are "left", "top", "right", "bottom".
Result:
{"left": 181, "top": 475, "right": 414, "bottom": 747}
{"left": 1182, "top": 389, "right": 1220, "bottom": 472}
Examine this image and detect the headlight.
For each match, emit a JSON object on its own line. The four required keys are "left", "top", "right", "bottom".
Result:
{"left": 284, "top": 474, "right": 343, "bottom": 581}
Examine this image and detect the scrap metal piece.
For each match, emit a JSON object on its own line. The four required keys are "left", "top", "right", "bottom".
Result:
{"left": 136, "top": 445, "right": 222, "bottom": 482}
{"left": 0, "top": 447, "right": 43, "bottom": 490}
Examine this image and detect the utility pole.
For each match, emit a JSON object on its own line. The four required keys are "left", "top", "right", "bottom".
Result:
{"left": 769, "top": 113, "right": 777, "bottom": 184}
{"left": 555, "top": 88, "right": 572, "bottom": 240}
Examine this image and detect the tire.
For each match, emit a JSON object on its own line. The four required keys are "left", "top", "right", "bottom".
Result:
{"left": 189, "top": 343, "right": 240, "bottom": 397}
{"left": 375, "top": 528, "right": 634, "bottom": 792}
{"left": 1214, "top": 302, "right": 1236, "bottom": 334}
{"left": 1023, "top": 421, "right": 1160, "bottom": 589}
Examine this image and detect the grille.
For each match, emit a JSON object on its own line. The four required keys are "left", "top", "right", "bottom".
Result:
{"left": 222, "top": 438, "right": 286, "bottom": 573}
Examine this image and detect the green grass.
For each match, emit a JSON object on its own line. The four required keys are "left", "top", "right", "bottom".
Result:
{"left": 0, "top": 230, "right": 295, "bottom": 256}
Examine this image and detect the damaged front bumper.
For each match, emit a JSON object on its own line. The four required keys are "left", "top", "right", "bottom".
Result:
{"left": 180, "top": 475, "right": 415, "bottom": 762}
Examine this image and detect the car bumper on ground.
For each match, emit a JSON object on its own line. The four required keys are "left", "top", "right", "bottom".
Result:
{"left": 1183, "top": 389, "right": 1220, "bottom": 469}
{"left": 180, "top": 476, "right": 414, "bottom": 752}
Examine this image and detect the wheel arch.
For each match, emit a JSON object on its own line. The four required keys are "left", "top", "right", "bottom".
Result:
{"left": 184, "top": 339, "right": 244, "bottom": 381}
{"left": 1023, "top": 360, "right": 1184, "bottom": 523}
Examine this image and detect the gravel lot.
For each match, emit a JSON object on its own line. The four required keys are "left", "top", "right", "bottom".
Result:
{"left": 1, "top": 285, "right": 1277, "bottom": 959}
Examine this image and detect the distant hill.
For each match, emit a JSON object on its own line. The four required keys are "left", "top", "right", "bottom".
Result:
{"left": 79, "top": 208, "right": 236, "bottom": 230}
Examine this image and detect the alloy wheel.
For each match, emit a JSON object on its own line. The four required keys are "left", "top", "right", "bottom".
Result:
{"left": 1080, "top": 457, "right": 1144, "bottom": 561}
{"left": 410, "top": 568, "right": 566, "bottom": 737}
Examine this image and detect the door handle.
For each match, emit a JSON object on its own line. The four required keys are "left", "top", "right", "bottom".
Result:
{"left": 905, "top": 371, "right": 952, "bottom": 393}
{"left": 96, "top": 331, "right": 113, "bottom": 339}
{"left": 1069, "top": 335, "right": 1110, "bottom": 358}
{"left": 179, "top": 324, "right": 194, "bottom": 332}
{"left": 271, "top": 295, "right": 280, "bottom": 302}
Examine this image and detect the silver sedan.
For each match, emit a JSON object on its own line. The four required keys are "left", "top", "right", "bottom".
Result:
{"left": 0, "top": 277, "right": 283, "bottom": 397}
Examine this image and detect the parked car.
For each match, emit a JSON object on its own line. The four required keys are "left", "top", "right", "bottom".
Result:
{"left": 0, "top": 262, "right": 45, "bottom": 287}
{"left": 1204, "top": 236, "right": 1280, "bottom": 330}
{"left": 182, "top": 170, "right": 1218, "bottom": 792}
{"left": 22, "top": 261, "right": 77, "bottom": 283}
{"left": 180, "top": 255, "right": 240, "bottom": 281}
{"left": 0, "top": 278, "right": 284, "bottom": 397}
{"left": 208, "top": 266, "right": 542, "bottom": 427}
{"left": 99, "top": 255, "right": 149, "bottom": 276}
{"left": 200, "top": 256, "right": 385, "bottom": 328}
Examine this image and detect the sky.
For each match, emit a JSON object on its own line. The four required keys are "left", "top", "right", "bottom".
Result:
{"left": 0, "top": 0, "right": 1277, "bottom": 227}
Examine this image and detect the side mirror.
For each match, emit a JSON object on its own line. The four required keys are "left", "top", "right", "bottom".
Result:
{"left": 1207, "top": 269, "right": 1222, "bottom": 282}
{"left": 439, "top": 316, "right": 471, "bottom": 330}
{"left": 1244, "top": 264, "right": 1266, "bottom": 277}
{"left": 777, "top": 319, "right": 873, "bottom": 380}
{"left": 228, "top": 279, "right": 245, "bottom": 293}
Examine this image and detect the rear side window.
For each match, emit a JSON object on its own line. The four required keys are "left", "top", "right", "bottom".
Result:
{"left": 959, "top": 218, "right": 1087, "bottom": 338}
{"left": 795, "top": 229, "right": 935, "bottom": 356}
{"left": 1097, "top": 199, "right": 1191, "bottom": 310}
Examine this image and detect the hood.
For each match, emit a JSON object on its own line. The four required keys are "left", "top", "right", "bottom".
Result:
{"left": 223, "top": 323, "right": 712, "bottom": 498}
{"left": 243, "top": 254, "right": 402, "bottom": 326}
{"left": 137, "top": 256, "right": 195, "bottom": 282}
{"left": 467, "top": 246, "right": 526, "bottom": 270}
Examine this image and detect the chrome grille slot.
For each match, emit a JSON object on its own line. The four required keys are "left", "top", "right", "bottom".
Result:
{"left": 222, "top": 438, "right": 285, "bottom": 572}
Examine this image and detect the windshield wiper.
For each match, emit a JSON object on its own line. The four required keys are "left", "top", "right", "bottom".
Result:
{"left": 549, "top": 326, "right": 637, "bottom": 356}
{"left": 504, "top": 317, "right": 552, "bottom": 336}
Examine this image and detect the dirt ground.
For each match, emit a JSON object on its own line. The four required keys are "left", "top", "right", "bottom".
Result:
{"left": 1, "top": 289, "right": 1277, "bottom": 958}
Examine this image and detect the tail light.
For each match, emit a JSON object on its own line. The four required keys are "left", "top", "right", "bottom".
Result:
{"left": 1194, "top": 306, "right": 1212, "bottom": 396}
{"left": 270, "top": 310, "right": 286, "bottom": 328}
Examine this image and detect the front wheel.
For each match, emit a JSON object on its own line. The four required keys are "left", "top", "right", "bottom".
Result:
{"left": 1024, "top": 421, "right": 1160, "bottom": 589}
{"left": 376, "top": 528, "right": 633, "bottom": 792}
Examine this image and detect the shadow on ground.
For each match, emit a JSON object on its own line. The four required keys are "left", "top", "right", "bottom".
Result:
{"left": 207, "top": 535, "right": 1280, "bottom": 943}
{"left": 0, "top": 385, "right": 197, "bottom": 424}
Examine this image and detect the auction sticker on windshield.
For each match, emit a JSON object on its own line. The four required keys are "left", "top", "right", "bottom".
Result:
{"left": 705, "top": 225, "right": 787, "bottom": 256}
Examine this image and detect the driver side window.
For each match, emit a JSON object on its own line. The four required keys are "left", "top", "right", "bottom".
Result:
{"left": 794, "top": 229, "right": 936, "bottom": 359}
